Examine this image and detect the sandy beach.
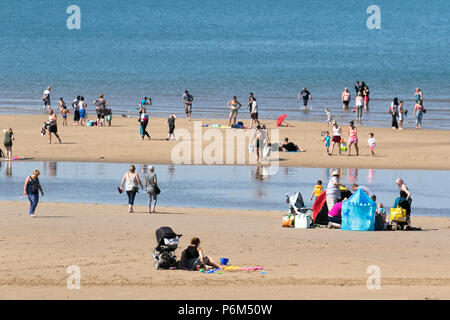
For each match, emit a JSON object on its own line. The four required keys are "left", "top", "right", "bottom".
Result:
{"left": 1, "top": 114, "right": 450, "bottom": 170}
{"left": 0, "top": 201, "right": 449, "bottom": 300}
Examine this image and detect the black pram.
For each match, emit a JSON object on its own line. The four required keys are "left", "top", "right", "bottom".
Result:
{"left": 153, "top": 226, "right": 182, "bottom": 270}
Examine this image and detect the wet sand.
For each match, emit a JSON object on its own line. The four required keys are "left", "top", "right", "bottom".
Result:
{"left": 1, "top": 114, "right": 450, "bottom": 169}
{"left": 0, "top": 201, "right": 449, "bottom": 300}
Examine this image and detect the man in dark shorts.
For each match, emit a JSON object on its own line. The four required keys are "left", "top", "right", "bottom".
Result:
{"left": 72, "top": 96, "right": 81, "bottom": 125}
{"left": 166, "top": 113, "right": 176, "bottom": 140}
{"left": 297, "top": 87, "right": 312, "bottom": 110}
{"left": 42, "top": 86, "right": 51, "bottom": 110}
{"left": 182, "top": 90, "right": 194, "bottom": 121}
{"left": 249, "top": 96, "right": 259, "bottom": 128}
{"left": 247, "top": 92, "right": 254, "bottom": 115}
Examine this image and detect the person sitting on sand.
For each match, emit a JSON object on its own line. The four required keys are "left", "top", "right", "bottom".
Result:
{"left": 179, "top": 237, "right": 222, "bottom": 270}
{"left": 327, "top": 200, "right": 344, "bottom": 229}
{"left": 281, "top": 137, "right": 303, "bottom": 152}
{"left": 393, "top": 190, "right": 412, "bottom": 229}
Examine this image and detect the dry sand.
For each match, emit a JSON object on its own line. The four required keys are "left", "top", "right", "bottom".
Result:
{"left": 1, "top": 114, "right": 450, "bottom": 169}
{"left": 0, "top": 201, "right": 449, "bottom": 300}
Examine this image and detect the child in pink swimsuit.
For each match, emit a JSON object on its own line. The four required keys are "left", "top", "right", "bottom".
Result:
{"left": 347, "top": 121, "right": 359, "bottom": 156}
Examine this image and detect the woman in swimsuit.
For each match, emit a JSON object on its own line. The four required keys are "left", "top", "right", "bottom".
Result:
{"left": 398, "top": 100, "right": 405, "bottom": 130}
{"left": 227, "top": 96, "right": 242, "bottom": 126}
{"left": 58, "top": 97, "right": 68, "bottom": 126}
{"left": 329, "top": 120, "right": 342, "bottom": 156}
{"left": 347, "top": 121, "right": 359, "bottom": 156}
{"left": 341, "top": 87, "right": 351, "bottom": 111}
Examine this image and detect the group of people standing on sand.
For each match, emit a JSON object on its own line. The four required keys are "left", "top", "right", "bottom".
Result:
{"left": 321, "top": 120, "right": 376, "bottom": 157}
{"left": 224, "top": 92, "right": 259, "bottom": 128}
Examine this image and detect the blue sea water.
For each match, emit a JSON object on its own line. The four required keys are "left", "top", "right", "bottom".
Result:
{"left": 0, "top": 0, "right": 449, "bottom": 128}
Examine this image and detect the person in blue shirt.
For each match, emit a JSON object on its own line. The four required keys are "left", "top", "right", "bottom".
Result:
{"left": 139, "top": 97, "right": 152, "bottom": 114}
{"left": 321, "top": 131, "right": 331, "bottom": 155}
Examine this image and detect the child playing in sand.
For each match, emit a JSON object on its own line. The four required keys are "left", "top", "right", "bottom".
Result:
{"left": 368, "top": 133, "right": 376, "bottom": 157}
{"left": 325, "top": 109, "right": 333, "bottom": 126}
{"left": 166, "top": 113, "right": 176, "bottom": 140}
{"left": 321, "top": 131, "right": 331, "bottom": 154}
{"left": 310, "top": 180, "right": 323, "bottom": 201}
{"left": 375, "top": 202, "right": 387, "bottom": 230}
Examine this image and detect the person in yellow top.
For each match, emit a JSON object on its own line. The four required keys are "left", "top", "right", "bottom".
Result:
{"left": 310, "top": 180, "right": 323, "bottom": 201}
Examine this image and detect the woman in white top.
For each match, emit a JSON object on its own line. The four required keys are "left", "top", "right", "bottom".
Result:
{"left": 78, "top": 96, "right": 87, "bottom": 126}
{"left": 329, "top": 120, "right": 342, "bottom": 156}
{"left": 355, "top": 93, "right": 364, "bottom": 120}
{"left": 119, "top": 165, "right": 144, "bottom": 213}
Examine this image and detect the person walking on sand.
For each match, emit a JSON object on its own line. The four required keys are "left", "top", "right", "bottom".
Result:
{"left": 227, "top": 96, "right": 242, "bottom": 126}
{"left": 414, "top": 100, "right": 424, "bottom": 129}
{"left": 119, "top": 165, "right": 144, "bottom": 213}
{"left": 78, "top": 96, "right": 87, "bottom": 126}
{"left": 42, "top": 86, "right": 51, "bottom": 110}
{"left": 297, "top": 87, "right": 312, "bottom": 110}
{"left": 166, "top": 113, "right": 176, "bottom": 140}
{"left": 329, "top": 120, "right": 342, "bottom": 156}
{"left": 23, "top": 170, "right": 44, "bottom": 218}
{"left": 94, "top": 94, "right": 110, "bottom": 127}
{"left": 246, "top": 92, "right": 254, "bottom": 116}
{"left": 182, "top": 90, "right": 194, "bottom": 121}
{"left": 355, "top": 92, "right": 364, "bottom": 120}
{"left": 58, "top": 97, "right": 68, "bottom": 126}
{"left": 249, "top": 96, "right": 259, "bottom": 129}
{"left": 139, "top": 107, "right": 151, "bottom": 140}
{"left": 251, "top": 125, "right": 263, "bottom": 162}
{"left": 145, "top": 165, "right": 158, "bottom": 213}
{"left": 47, "top": 109, "right": 61, "bottom": 144}
{"left": 368, "top": 133, "right": 376, "bottom": 157}
{"left": 347, "top": 121, "right": 359, "bottom": 156}
{"left": 398, "top": 100, "right": 405, "bottom": 130}
{"left": 341, "top": 87, "right": 351, "bottom": 111}
{"left": 389, "top": 97, "right": 399, "bottom": 129}
{"left": 72, "top": 96, "right": 81, "bottom": 125}
{"left": 3, "top": 128, "right": 14, "bottom": 159}
{"left": 325, "top": 108, "right": 333, "bottom": 126}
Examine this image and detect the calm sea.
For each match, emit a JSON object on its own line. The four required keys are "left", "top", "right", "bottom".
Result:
{"left": 0, "top": 0, "right": 449, "bottom": 128}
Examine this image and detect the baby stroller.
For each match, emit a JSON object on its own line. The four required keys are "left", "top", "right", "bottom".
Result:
{"left": 285, "top": 192, "right": 313, "bottom": 228}
{"left": 153, "top": 226, "right": 182, "bottom": 270}
{"left": 286, "top": 192, "right": 309, "bottom": 214}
